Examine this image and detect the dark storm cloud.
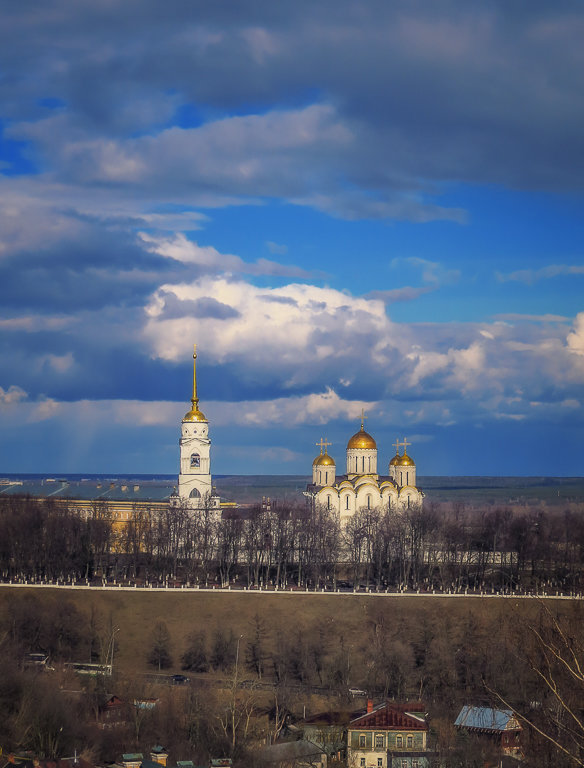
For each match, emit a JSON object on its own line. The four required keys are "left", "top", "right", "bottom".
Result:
{"left": 1, "top": 1, "right": 582, "bottom": 209}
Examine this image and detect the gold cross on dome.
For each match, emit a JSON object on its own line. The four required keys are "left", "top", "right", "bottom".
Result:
{"left": 360, "top": 408, "right": 368, "bottom": 430}
{"left": 316, "top": 437, "right": 332, "bottom": 454}
{"left": 392, "top": 438, "right": 403, "bottom": 455}
{"left": 402, "top": 437, "right": 411, "bottom": 453}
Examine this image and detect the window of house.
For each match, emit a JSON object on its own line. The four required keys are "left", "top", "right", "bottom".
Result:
{"left": 412, "top": 761, "right": 419, "bottom": 768}
{"left": 377, "top": 759, "right": 383, "bottom": 767}
{"left": 360, "top": 760, "right": 365, "bottom": 768}
{"left": 375, "top": 735, "right": 384, "bottom": 748}
{"left": 359, "top": 734, "right": 366, "bottom": 748}
{"left": 396, "top": 735, "right": 403, "bottom": 748}
{"left": 190, "top": 453, "right": 200, "bottom": 467}
{"left": 407, "top": 735, "right": 413, "bottom": 748}
{"left": 401, "top": 761, "right": 407, "bottom": 768}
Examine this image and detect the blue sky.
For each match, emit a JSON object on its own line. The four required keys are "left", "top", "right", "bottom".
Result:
{"left": 1, "top": 1, "right": 583, "bottom": 476}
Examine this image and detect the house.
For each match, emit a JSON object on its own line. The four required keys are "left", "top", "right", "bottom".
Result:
{"left": 347, "top": 701, "right": 431, "bottom": 768}
{"left": 454, "top": 706, "right": 523, "bottom": 759}
{"left": 149, "top": 748, "right": 168, "bottom": 767}
{"left": 302, "top": 708, "right": 365, "bottom": 762}
{"left": 99, "top": 695, "right": 127, "bottom": 729}
{"left": 121, "top": 755, "right": 144, "bottom": 768}
{"left": 256, "top": 740, "right": 327, "bottom": 768}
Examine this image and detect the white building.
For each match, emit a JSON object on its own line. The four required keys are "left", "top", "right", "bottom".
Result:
{"left": 173, "top": 345, "right": 220, "bottom": 510}
{"left": 307, "top": 415, "right": 424, "bottom": 522}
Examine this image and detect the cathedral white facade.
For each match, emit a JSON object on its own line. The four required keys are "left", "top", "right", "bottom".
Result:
{"left": 307, "top": 414, "right": 424, "bottom": 521}
{"left": 172, "top": 346, "right": 221, "bottom": 510}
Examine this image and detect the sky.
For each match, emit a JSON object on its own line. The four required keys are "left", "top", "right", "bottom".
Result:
{"left": 0, "top": 1, "right": 583, "bottom": 477}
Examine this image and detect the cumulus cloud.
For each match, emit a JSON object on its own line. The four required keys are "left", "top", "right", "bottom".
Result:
{"left": 141, "top": 273, "right": 584, "bottom": 424}
{"left": 567, "top": 312, "right": 584, "bottom": 355}
{"left": 143, "top": 277, "right": 396, "bottom": 378}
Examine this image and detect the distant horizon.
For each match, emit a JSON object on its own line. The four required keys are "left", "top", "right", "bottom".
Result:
{"left": 2, "top": 472, "right": 582, "bottom": 481}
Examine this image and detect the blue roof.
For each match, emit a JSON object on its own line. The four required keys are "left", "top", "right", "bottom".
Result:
{"left": 455, "top": 706, "right": 516, "bottom": 732}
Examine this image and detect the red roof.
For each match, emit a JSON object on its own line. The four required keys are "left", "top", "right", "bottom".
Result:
{"left": 351, "top": 702, "right": 428, "bottom": 731}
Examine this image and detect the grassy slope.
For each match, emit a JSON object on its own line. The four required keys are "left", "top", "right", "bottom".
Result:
{"left": 0, "top": 587, "right": 548, "bottom": 677}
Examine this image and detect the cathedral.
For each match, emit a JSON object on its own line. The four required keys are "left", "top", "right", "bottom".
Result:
{"left": 306, "top": 414, "right": 424, "bottom": 520}
{"left": 172, "top": 345, "right": 221, "bottom": 510}
{"left": 171, "top": 346, "right": 423, "bottom": 517}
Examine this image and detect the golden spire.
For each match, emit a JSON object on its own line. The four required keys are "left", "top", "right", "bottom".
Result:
{"left": 191, "top": 344, "right": 199, "bottom": 411}
{"left": 183, "top": 343, "right": 207, "bottom": 422}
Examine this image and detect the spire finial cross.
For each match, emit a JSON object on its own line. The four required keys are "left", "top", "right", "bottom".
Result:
{"left": 360, "top": 408, "right": 368, "bottom": 430}
{"left": 316, "top": 437, "right": 332, "bottom": 454}
{"left": 402, "top": 436, "right": 411, "bottom": 454}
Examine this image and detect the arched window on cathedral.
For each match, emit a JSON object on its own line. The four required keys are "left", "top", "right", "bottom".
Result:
{"left": 327, "top": 495, "right": 331, "bottom": 510}
{"left": 345, "top": 495, "right": 349, "bottom": 510}
{"left": 367, "top": 494, "right": 371, "bottom": 509}
{"left": 190, "top": 453, "right": 200, "bottom": 468}
{"left": 406, "top": 471, "right": 409, "bottom": 485}
{"left": 318, "top": 470, "right": 321, "bottom": 484}
{"left": 189, "top": 487, "right": 201, "bottom": 498}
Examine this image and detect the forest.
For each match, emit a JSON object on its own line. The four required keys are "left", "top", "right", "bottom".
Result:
{"left": 0, "top": 495, "right": 583, "bottom": 594}
{"left": 0, "top": 585, "right": 583, "bottom": 768}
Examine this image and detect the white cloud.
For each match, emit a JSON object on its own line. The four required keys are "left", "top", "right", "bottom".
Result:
{"left": 144, "top": 277, "right": 394, "bottom": 368}
{"left": 567, "top": 312, "right": 584, "bottom": 355}
{"left": 141, "top": 232, "right": 312, "bottom": 278}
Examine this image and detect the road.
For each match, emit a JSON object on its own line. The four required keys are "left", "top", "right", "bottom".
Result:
{"left": 0, "top": 581, "right": 581, "bottom": 600}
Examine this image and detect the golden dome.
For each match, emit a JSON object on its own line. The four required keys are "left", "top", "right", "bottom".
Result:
{"left": 183, "top": 405, "right": 207, "bottom": 422}
{"left": 396, "top": 452, "right": 415, "bottom": 466}
{"left": 347, "top": 427, "right": 377, "bottom": 450}
{"left": 316, "top": 452, "right": 335, "bottom": 466}
{"left": 389, "top": 453, "right": 400, "bottom": 466}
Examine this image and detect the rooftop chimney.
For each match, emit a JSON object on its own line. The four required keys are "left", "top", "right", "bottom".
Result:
{"left": 367, "top": 699, "right": 373, "bottom": 713}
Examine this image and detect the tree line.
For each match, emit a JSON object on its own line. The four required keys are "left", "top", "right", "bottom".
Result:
{"left": 1, "top": 495, "right": 583, "bottom": 592}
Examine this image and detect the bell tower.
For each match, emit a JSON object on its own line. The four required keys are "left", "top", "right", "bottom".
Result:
{"left": 176, "top": 345, "right": 220, "bottom": 508}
